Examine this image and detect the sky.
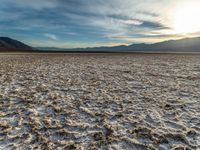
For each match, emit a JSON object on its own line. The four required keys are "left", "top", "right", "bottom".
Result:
{"left": 1, "top": 0, "right": 200, "bottom": 48}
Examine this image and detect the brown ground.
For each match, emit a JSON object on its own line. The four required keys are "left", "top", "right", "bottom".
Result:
{"left": 0, "top": 53, "right": 200, "bottom": 150}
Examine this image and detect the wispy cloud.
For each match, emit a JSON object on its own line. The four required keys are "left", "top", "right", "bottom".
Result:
{"left": 44, "top": 33, "right": 58, "bottom": 40}
{"left": 1, "top": 0, "right": 199, "bottom": 48}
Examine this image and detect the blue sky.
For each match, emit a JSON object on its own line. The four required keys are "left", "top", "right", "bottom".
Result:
{"left": 1, "top": 0, "right": 200, "bottom": 48}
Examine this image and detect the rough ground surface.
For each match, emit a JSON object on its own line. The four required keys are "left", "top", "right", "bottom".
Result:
{"left": 0, "top": 53, "right": 200, "bottom": 150}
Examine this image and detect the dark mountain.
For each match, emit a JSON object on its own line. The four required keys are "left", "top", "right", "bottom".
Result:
{"left": 0, "top": 37, "right": 33, "bottom": 52}
{"left": 126, "top": 37, "right": 200, "bottom": 52}
{"left": 37, "top": 37, "right": 200, "bottom": 52}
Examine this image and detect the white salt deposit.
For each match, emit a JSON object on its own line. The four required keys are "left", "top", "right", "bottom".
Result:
{"left": 0, "top": 53, "right": 200, "bottom": 149}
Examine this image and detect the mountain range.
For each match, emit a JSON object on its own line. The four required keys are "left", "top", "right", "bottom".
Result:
{"left": 37, "top": 37, "right": 200, "bottom": 52}
{"left": 1, "top": 36, "right": 200, "bottom": 52}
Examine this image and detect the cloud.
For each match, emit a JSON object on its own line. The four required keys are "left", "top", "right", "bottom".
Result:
{"left": 141, "top": 21, "right": 169, "bottom": 29}
{"left": 121, "top": 20, "right": 143, "bottom": 26}
{"left": 44, "top": 33, "right": 58, "bottom": 40}
{"left": 11, "top": 0, "right": 58, "bottom": 10}
{"left": 1, "top": 0, "right": 197, "bottom": 47}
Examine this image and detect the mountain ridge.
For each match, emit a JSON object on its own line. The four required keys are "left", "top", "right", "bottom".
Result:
{"left": 0, "top": 37, "right": 33, "bottom": 52}
{"left": 37, "top": 37, "right": 200, "bottom": 52}
{"left": 1, "top": 36, "right": 200, "bottom": 52}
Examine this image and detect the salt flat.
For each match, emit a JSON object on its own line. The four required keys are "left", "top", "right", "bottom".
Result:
{"left": 0, "top": 53, "right": 200, "bottom": 150}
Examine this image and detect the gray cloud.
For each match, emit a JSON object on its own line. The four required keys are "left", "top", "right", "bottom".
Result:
{"left": 1, "top": 0, "right": 191, "bottom": 47}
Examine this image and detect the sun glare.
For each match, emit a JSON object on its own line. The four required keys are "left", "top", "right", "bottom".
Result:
{"left": 174, "top": 1, "right": 200, "bottom": 34}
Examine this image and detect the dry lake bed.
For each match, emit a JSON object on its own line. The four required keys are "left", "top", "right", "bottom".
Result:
{"left": 0, "top": 53, "right": 200, "bottom": 150}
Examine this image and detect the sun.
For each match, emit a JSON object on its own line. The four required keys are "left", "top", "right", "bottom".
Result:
{"left": 174, "top": 1, "right": 200, "bottom": 34}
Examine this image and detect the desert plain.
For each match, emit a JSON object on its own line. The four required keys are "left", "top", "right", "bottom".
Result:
{"left": 0, "top": 53, "right": 200, "bottom": 150}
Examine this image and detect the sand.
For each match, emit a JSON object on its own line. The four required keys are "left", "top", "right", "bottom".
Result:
{"left": 0, "top": 53, "right": 200, "bottom": 150}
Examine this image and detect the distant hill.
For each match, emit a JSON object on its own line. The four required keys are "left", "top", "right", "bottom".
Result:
{"left": 36, "top": 47, "right": 69, "bottom": 51}
{"left": 0, "top": 37, "right": 33, "bottom": 52}
{"left": 126, "top": 37, "right": 200, "bottom": 52}
{"left": 37, "top": 37, "right": 200, "bottom": 52}
{"left": 1, "top": 36, "right": 200, "bottom": 53}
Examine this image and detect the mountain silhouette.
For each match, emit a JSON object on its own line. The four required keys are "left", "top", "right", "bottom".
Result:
{"left": 1, "top": 36, "right": 200, "bottom": 52}
{"left": 37, "top": 37, "right": 200, "bottom": 52}
{"left": 127, "top": 37, "right": 200, "bottom": 52}
{"left": 0, "top": 37, "right": 33, "bottom": 52}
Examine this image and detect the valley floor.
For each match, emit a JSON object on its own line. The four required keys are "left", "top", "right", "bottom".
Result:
{"left": 0, "top": 53, "right": 200, "bottom": 149}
